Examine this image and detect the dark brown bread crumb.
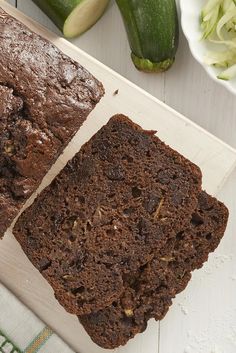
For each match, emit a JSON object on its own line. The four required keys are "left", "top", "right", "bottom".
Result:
{"left": 79, "top": 192, "right": 229, "bottom": 349}
{"left": 13, "top": 114, "right": 202, "bottom": 315}
{"left": 0, "top": 7, "right": 104, "bottom": 237}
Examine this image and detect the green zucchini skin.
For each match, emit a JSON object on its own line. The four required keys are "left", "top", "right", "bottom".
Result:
{"left": 32, "top": 0, "right": 81, "bottom": 31}
{"left": 116, "top": 0, "right": 179, "bottom": 73}
{"left": 32, "top": 0, "right": 110, "bottom": 38}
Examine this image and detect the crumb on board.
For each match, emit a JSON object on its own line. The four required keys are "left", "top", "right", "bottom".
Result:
{"left": 113, "top": 89, "right": 119, "bottom": 96}
{"left": 178, "top": 303, "right": 188, "bottom": 315}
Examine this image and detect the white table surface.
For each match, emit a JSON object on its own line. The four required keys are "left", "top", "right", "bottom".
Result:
{"left": 5, "top": 1, "right": 236, "bottom": 353}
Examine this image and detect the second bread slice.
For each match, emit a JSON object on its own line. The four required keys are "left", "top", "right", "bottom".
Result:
{"left": 79, "top": 191, "right": 229, "bottom": 348}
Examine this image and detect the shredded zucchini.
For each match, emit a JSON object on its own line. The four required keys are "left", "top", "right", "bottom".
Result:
{"left": 201, "top": 0, "right": 236, "bottom": 80}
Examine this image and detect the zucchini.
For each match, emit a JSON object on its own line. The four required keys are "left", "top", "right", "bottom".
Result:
{"left": 201, "top": 0, "right": 236, "bottom": 80}
{"left": 32, "top": 0, "right": 110, "bottom": 38}
{"left": 115, "top": 0, "right": 179, "bottom": 73}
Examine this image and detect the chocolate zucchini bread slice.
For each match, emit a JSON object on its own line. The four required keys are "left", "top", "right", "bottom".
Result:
{"left": 79, "top": 191, "right": 228, "bottom": 349}
{"left": 0, "top": 7, "right": 104, "bottom": 237}
{"left": 13, "top": 114, "right": 202, "bottom": 315}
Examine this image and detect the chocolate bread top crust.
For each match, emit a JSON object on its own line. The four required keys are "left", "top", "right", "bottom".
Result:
{"left": 0, "top": 8, "right": 104, "bottom": 236}
{"left": 14, "top": 114, "right": 202, "bottom": 316}
{"left": 79, "top": 192, "right": 229, "bottom": 349}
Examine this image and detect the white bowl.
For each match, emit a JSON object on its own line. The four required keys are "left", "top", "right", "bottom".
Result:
{"left": 180, "top": 0, "right": 236, "bottom": 95}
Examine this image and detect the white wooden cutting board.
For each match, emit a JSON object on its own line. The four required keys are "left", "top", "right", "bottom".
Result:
{"left": 0, "top": 2, "right": 236, "bottom": 353}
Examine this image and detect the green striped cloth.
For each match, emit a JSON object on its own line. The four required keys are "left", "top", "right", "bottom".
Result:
{"left": 0, "top": 283, "right": 74, "bottom": 353}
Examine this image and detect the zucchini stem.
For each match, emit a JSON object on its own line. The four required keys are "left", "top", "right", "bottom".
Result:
{"left": 131, "top": 53, "right": 175, "bottom": 73}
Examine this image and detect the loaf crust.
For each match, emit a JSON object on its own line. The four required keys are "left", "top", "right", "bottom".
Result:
{"left": 0, "top": 8, "right": 104, "bottom": 236}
